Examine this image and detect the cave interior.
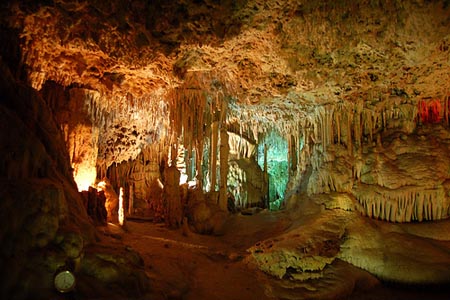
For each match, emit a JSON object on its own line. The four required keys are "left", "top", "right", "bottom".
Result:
{"left": 1, "top": 0, "right": 450, "bottom": 299}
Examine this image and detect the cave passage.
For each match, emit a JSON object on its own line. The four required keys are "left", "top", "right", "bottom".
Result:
{"left": 1, "top": 0, "right": 450, "bottom": 300}
{"left": 257, "top": 130, "right": 289, "bottom": 210}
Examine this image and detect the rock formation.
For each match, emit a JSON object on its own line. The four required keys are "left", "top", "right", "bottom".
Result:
{"left": 1, "top": 0, "right": 450, "bottom": 299}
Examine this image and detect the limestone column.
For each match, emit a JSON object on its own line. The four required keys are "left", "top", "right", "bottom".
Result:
{"left": 163, "top": 165, "right": 182, "bottom": 228}
{"left": 210, "top": 121, "right": 219, "bottom": 192}
{"left": 128, "top": 183, "right": 134, "bottom": 216}
{"left": 118, "top": 187, "right": 125, "bottom": 226}
{"left": 264, "top": 143, "right": 269, "bottom": 208}
{"left": 218, "top": 127, "right": 229, "bottom": 211}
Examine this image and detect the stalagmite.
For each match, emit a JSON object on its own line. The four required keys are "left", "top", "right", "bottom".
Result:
{"left": 164, "top": 165, "right": 182, "bottom": 228}
{"left": 118, "top": 187, "right": 125, "bottom": 226}
{"left": 128, "top": 184, "right": 134, "bottom": 216}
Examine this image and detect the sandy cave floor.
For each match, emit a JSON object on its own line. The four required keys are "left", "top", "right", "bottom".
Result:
{"left": 102, "top": 210, "right": 450, "bottom": 300}
{"left": 118, "top": 211, "right": 289, "bottom": 300}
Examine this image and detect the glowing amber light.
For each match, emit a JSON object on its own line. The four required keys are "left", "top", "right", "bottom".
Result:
{"left": 73, "top": 167, "right": 97, "bottom": 192}
{"left": 118, "top": 187, "right": 125, "bottom": 226}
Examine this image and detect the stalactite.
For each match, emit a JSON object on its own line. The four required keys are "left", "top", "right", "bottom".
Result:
{"left": 347, "top": 109, "right": 353, "bottom": 155}
{"left": 170, "top": 141, "right": 177, "bottom": 167}
{"left": 164, "top": 71, "right": 232, "bottom": 193}
{"left": 354, "top": 100, "right": 363, "bottom": 149}
{"left": 329, "top": 107, "right": 334, "bottom": 146}
{"left": 362, "top": 108, "right": 374, "bottom": 143}
{"left": 335, "top": 109, "right": 341, "bottom": 144}
{"left": 289, "top": 135, "right": 298, "bottom": 174}
{"left": 196, "top": 140, "right": 204, "bottom": 190}
{"left": 354, "top": 186, "right": 449, "bottom": 222}
{"left": 219, "top": 127, "right": 229, "bottom": 210}
{"left": 210, "top": 121, "right": 219, "bottom": 192}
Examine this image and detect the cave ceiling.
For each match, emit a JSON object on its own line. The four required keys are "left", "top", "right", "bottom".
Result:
{"left": 2, "top": 0, "right": 450, "bottom": 165}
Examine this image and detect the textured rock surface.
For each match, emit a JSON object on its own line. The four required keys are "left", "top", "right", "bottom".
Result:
{"left": 228, "top": 157, "right": 267, "bottom": 209}
{"left": 247, "top": 193, "right": 450, "bottom": 299}
{"left": 81, "top": 187, "right": 107, "bottom": 226}
{"left": 0, "top": 59, "right": 149, "bottom": 299}
{"left": 1, "top": 0, "right": 450, "bottom": 298}
{"left": 187, "top": 190, "right": 228, "bottom": 235}
{"left": 2, "top": 0, "right": 449, "bottom": 222}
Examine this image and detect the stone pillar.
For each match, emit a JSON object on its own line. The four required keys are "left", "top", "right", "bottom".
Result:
{"left": 219, "top": 128, "right": 229, "bottom": 211}
{"left": 264, "top": 143, "right": 269, "bottom": 209}
{"left": 81, "top": 187, "right": 107, "bottom": 226}
{"left": 164, "top": 165, "right": 182, "bottom": 228}
{"left": 210, "top": 121, "right": 219, "bottom": 192}
{"left": 118, "top": 187, "right": 125, "bottom": 226}
{"left": 128, "top": 183, "right": 134, "bottom": 216}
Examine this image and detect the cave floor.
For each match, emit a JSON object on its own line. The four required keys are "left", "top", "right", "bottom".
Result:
{"left": 119, "top": 210, "right": 289, "bottom": 300}
{"left": 103, "top": 209, "right": 450, "bottom": 300}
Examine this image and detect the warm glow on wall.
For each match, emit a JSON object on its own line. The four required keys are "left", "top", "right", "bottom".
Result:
{"left": 73, "top": 166, "right": 97, "bottom": 192}
{"left": 118, "top": 187, "right": 125, "bottom": 226}
{"left": 97, "top": 181, "right": 106, "bottom": 190}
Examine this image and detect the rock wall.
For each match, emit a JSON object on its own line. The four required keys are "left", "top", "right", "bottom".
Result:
{"left": 41, "top": 81, "right": 100, "bottom": 191}
{"left": 247, "top": 193, "right": 450, "bottom": 297}
{"left": 228, "top": 158, "right": 267, "bottom": 209}
{"left": 106, "top": 151, "right": 164, "bottom": 218}
{"left": 0, "top": 58, "right": 149, "bottom": 299}
{"left": 285, "top": 97, "right": 450, "bottom": 222}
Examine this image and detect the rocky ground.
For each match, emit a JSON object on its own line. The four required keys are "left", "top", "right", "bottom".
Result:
{"left": 100, "top": 196, "right": 450, "bottom": 300}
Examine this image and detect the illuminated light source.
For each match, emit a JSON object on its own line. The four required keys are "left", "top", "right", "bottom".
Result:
{"left": 118, "top": 187, "right": 125, "bottom": 226}
{"left": 179, "top": 173, "right": 188, "bottom": 185}
{"left": 188, "top": 179, "right": 198, "bottom": 188}
{"left": 73, "top": 167, "right": 97, "bottom": 192}
{"left": 157, "top": 178, "right": 164, "bottom": 189}
{"left": 96, "top": 181, "right": 106, "bottom": 191}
